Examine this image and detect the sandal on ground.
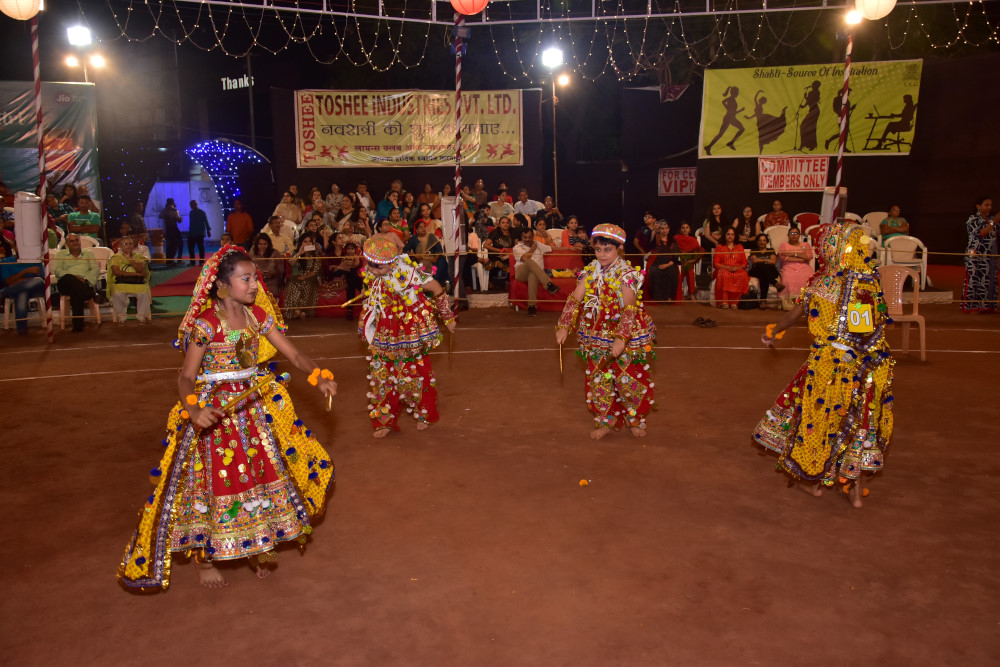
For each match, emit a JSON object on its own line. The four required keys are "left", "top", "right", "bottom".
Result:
{"left": 702, "top": 318, "right": 717, "bottom": 327}
{"left": 694, "top": 317, "right": 706, "bottom": 326}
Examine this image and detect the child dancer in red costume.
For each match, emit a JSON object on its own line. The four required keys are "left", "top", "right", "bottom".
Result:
{"left": 555, "top": 224, "right": 657, "bottom": 439}
{"left": 358, "top": 236, "right": 457, "bottom": 438}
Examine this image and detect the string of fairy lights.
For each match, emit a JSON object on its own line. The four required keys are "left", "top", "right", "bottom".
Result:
{"left": 80, "top": 0, "right": 999, "bottom": 81}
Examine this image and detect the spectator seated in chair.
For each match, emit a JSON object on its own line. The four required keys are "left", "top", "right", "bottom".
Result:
{"left": 747, "top": 233, "right": 780, "bottom": 309}
{"left": 53, "top": 233, "right": 99, "bottom": 332}
{"left": 645, "top": 223, "right": 681, "bottom": 304}
{"left": 512, "top": 226, "right": 559, "bottom": 316}
{"left": 282, "top": 232, "right": 322, "bottom": 320}
{"left": 67, "top": 195, "right": 103, "bottom": 242}
{"left": 483, "top": 215, "right": 517, "bottom": 290}
{"left": 108, "top": 235, "right": 152, "bottom": 325}
{"left": 1, "top": 235, "right": 45, "bottom": 336}
{"left": 879, "top": 205, "right": 910, "bottom": 246}
{"left": 777, "top": 226, "right": 815, "bottom": 309}
{"left": 250, "top": 232, "right": 286, "bottom": 297}
{"left": 712, "top": 227, "right": 749, "bottom": 309}
{"left": 403, "top": 218, "right": 449, "bottom": 286}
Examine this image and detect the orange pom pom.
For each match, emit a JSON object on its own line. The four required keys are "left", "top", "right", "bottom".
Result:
{"left": 185, "top": 394, "right": 198, "bottom": 406}
{"left": 180, "top": 409, "right": 190, "bottom": 419}
{"left": 307, "top": 375, "right": 318, "bottom": 386}
{"left": 579, "top": 479, "right": 589, "bottom": 487}
{"left": 862, "top": 488, "right": 870, "bottom": 497}
{"left": 321, "top": 369, "right": 334, "bottom": 380}
{"left": 309, "top": 368, "right": 320, "bottom": 378}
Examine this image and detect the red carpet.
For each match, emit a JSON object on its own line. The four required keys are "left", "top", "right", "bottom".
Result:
{"left": 151, "top": 266, "right": 202, "bottom": 297}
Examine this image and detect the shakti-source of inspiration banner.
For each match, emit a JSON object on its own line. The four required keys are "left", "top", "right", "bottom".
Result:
{"left": 295, "top": 89, "right": 523, "bottom": 168}
{"left": 699, "top": 59, "right": 922, "bottom": 159}
{"left": 0, "top": 81, "right": 101, "bottom": 197}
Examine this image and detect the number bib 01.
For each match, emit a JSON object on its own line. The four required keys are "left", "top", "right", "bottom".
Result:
{"left": 847, "top": 303, "right": 874, "bottom": 333}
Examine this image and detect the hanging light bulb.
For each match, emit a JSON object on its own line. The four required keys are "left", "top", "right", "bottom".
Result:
{"left": 855, "top": 0, "right": 897, "bottom": 21}
{"left": 0, "top": 0, "right": 42, "bottom": 20}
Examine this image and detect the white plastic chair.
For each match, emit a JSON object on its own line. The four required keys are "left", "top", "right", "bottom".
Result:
{"left": 863, "top": 211, "right": 887, "bottom": 235}
{"left": 59, "top": 295, "right": 102, "bottom": 329}
{"left": 883, "top": 235, "right": 928, "bottom": 289}
{"left": 844, "top": 212, "right": 864, "bottom": 225}
{"left": 764, "top": 225, "right": 789, "bottom": 252}
{"left": 467, "top": 232, "right": 489, "bottom": 292}
{"left": 546, "top": 228, "right": 562, "bottom": 247}
{"left": 88, "top": 246, "right": 114, "bottom": 289}
{"left": 3, "top": 295, "right": 48, "bottom": 330}
{"left": 879, "top": 265, "right": 926, "bottom": 361}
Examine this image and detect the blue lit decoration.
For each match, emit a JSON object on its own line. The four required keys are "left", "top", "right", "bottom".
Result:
{"left": 185, "top": 139, "right": 268, "bottom": 219}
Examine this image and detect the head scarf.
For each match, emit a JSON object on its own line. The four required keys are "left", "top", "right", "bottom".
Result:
{"left": 173, "top": 244, "right": 286, "bottom": 358}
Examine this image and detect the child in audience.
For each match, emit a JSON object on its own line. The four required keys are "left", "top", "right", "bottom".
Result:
{"left": 555, "top": 224, "right": 656, "bottom": 440}
{"left": 357, "top": 236, "right": 457, "bottom": 439}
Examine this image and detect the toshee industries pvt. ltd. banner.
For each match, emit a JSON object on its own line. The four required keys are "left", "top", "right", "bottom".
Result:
{"left": 295, "top": 89, "right": 523, "bottom": 168}
{"left": 700, "top": 59, "right": 922, "bottom": 158}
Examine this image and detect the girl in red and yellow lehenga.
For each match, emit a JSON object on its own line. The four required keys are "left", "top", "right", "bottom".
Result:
{"left": 754, "top": 224, "right": 894, "bottom": 509}
{"left": 358, "top": 236, "right": 457, "bottom": 439}
{"left": 118, "top": 246, "right": 337, "bottom": 591}
{"left": 555, "top": 224, "right": 657, "bottom": 440}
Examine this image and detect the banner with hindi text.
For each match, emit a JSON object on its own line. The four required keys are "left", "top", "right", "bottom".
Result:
{"left": 294, "top": 89, "right": 522, "bottom": 168}
{"left": 700, "top": 60, "right": 922, "bottom": 158}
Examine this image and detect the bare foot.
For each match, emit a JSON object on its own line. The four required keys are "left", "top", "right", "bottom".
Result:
{"left": 373, "top": 428, "right": 391, "bottom": 439}
{"left": 630, "top": 427, "right": 647, "bottom": 438}
{"left": 416, "top": 422, "right": 429, "bottom": 431}
{"left": 848, "top": 481, "right": 864, "bottom": 509}
{"left": 795, "top": 481, "right": 824, "bottom": 497}
{"left": 195, "top": 560, "right": 228, "bottom": 588}
{"left": 590, "top": 428, "right": 611, "bottom": 440}
{"left": 249, "top": 556, "right": 273, "bottom": 579}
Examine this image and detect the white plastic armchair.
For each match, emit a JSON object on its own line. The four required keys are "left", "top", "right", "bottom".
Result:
{"left": 883, "top": 235, "right": 928, "bottom": 289}
{"left": 879, "top": 265, "right": 926, "bottom": 361}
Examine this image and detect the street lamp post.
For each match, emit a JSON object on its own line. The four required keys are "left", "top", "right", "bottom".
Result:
{"left": 542, "top": 47, "right": 565, "bottom": 206}
{"left": 65, "top": 26, "right": 105, "bottom": 82}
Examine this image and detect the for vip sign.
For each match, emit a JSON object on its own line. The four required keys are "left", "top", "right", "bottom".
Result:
{"left": 658, "top": 168, "right": 697, "bottom": 196}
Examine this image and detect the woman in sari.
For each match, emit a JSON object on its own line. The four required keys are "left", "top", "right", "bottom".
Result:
{"left": 283, "top": 233, "right": 321, "bottom": 319}
{"left": 712, "top": 228, "right": 749, "bottom": 308}
{"left": 777, "top": 227, "right": 815, "bottom": 309}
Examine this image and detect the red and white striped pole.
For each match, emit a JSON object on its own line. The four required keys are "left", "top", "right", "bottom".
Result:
{"left": 831, "top": 31, "right": 852, "bottom": 223}
{"left": 32, "top": 16, "right": 54, "bottom": 342}
{"left": 452, "top": 12, "right": 465, "bottom": 299}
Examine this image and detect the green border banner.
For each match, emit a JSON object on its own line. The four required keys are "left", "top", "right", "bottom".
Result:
{"left": 0, "top": 81, "right": 101, "bottom": 198}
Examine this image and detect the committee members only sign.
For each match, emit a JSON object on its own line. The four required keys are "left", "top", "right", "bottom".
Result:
{"left": 700, "top": 59, "right": 922, "bottom": 158}
{"left": 758, "top": 157, "right": 829, "bottom": 192}
{"left": 295, "top": 89, "right": 523, "bottom": 168}
{"left": 658, "top": 168, "right": 696, "bottom": 196}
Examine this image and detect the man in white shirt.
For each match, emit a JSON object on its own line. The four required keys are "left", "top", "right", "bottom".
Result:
{"left": 512, "top": 226, "right": 559, "bottom": 316}
{"left": 513, "top": 188, "right": 544, "bottom": 219}
{"left": 265, "top": 215, "right": 295, "bottom": 255}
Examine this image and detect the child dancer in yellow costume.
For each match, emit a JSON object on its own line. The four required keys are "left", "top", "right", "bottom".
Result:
{"left": 555, "top": 224, "right": 657, "bottom": 439}
{"left": 118, "top": 246, "right": 337, "bottom": 590}
{"left": 755, "top": 224, "right": 894, "bottom": 508}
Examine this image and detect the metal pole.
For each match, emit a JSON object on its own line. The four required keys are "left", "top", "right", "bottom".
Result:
{"left": 832, "top": 31, "right": 852, "bottom": 220}
{"left": 552, "top": 78, "right": 558, "bottom": 206}
{"left": 246, "top": 54, "right": 257, "bottom": 150}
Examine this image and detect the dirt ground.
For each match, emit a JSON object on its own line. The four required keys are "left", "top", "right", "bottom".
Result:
{"left": 1, "top": 302, "right": 998, "bottom": 666}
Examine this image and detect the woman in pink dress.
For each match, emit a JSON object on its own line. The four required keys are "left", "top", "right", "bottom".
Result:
{"left": 777, "top": 226, "right": 814, "bottom": 309}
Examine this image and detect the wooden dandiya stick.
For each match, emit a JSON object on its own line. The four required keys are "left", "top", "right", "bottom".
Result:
{"left": 559, "top": 342, "right": 563, "bottom": 375}
{"left": 338, "top": 293, "right": 365, "bottom": 308}
{"left": 217, "top": 376, "right": 273, "bottom": 413}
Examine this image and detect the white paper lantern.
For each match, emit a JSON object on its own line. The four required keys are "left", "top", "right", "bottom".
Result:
{"left": 0, "top": 0, "right": 42, "bottom": 20}
{"left": 855, "top": 0, "right": 896, "bottom": 21}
